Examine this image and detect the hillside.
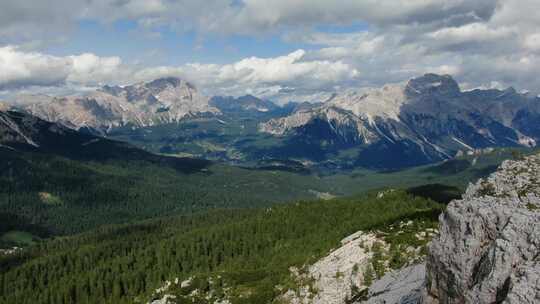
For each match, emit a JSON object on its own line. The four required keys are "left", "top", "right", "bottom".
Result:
{"left": 1, "top": 109, "right": 534, "bottom": 243}
{"left": 2, "top": 151, "right": 538, "bottom": 303}
{"left": 0, "top": 190, "right": 443, "bottom": 304}
{"left": 2, "top": 89, "right": 538, "bottom": 304}
{"left": 0, "top": 110, "right": 327, "bottom": 236}
{"left": 1, "top": 117, "right": 534, "bottom": 239}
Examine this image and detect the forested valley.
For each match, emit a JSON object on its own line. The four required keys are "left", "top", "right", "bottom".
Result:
{"left": 0, "top": 190, "right": 442, "bottom": 304}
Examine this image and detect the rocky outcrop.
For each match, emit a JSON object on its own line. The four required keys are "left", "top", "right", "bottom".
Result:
{"left": 284, "top": 231, "right": 384, "bottom": 304}
{"left": 361, "top": 263, "right": 426, "bottom": 304}
{"left": 285, "top": 217, "right": 439, "bottom": 304}
{"left": 1, "top": 110, "right": 44, "bottom": 147}
{"left": 353, "top": 153, "right": 540, "bottom": 304}
{"left": 424, "top": 153, "right": 540, "bottom": 304}
{"left": 147, "top": 276, "right": 232, "bottom": 304}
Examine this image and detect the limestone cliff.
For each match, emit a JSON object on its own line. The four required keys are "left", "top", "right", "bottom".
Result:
{"left": 424, "top": 153, "right": 540, "bottom": 304}
{"left": 357, "top": 153, "right": 540, "bottom": 304}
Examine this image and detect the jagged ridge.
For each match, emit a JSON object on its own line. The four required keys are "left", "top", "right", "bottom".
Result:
{"left": 261, "top": 74, "right": 540, "bottom": 167}
{"left": 22, "top": 77, "right": 220, "bottom": 130}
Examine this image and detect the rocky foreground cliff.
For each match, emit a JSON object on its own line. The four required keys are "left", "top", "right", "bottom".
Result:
{"left": 357, "top": 153, "right": 540, "bottom": 304}
{"left": 423, "top": 153, "right": 540, "bottom": 304}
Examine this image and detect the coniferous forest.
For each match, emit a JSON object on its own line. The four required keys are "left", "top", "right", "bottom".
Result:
{"left": 1, "top": 138, "right": 534, "bottom": 304}
{"left": 2, "top": 2, "right": 540, "bottom": 303}
{"left": 0, "top": 190, "right": 442, "bottom": 304}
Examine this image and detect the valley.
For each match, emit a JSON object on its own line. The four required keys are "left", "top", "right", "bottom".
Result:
{"left": 1, "top": 108, "right": 537, "bottom": 304}
{"left": 2, "top": 108, "right": 531, "bottom": 240}
{"left": 12, "top": 74, "right": 540, "bottom": 171}
{"left": 3, "top": 77, "right": 540, "bottom": 304}
{"left": 3, "top": 2, "right": 540, "bottom": 303}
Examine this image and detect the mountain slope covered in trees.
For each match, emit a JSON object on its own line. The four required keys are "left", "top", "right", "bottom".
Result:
{"left": 0, "top": 190, "right": 442, "bottom": 304}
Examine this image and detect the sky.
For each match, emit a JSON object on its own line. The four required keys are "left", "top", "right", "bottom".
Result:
{"left": 1, "top": 0, "right": 540, "bottom": 103}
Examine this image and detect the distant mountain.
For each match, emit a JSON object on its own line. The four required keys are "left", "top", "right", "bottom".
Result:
{"left": 210, "top": 95, "right": 280, "bottom": 114}
{"left": 13, "top": 74, "right": 540, "bottom": 170}
{"left": 261, "top": 74, "right": 540, "bottom": 168}
{"left": 21, "top": 77, "right": 220, "bottom": 131}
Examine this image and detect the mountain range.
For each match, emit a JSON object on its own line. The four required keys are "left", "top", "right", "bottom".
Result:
{"left": 11, "top": 73, "right": 540, "bottom": 170}
{"left": 261, "top": 74, "right": 540, "bottom": 168}
{"left": 2, "top": 78, "right": 539, "bottom": 304}
{"left": 22, "top": 77, "right": 219, "bottom": 131}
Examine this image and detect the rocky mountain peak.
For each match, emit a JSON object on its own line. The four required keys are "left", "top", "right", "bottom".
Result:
{"left": 99, "top": 77, "right": 194, "bottom": 97}
{"left": 405, "top": 74, "right": 461, "bottom": 98}
{"left": 145, "top": 77, "right": 194, "bottom": 91}
{"left": 22, "top": 77, "right": 218, "bottom": 130}
{"left": 99, "top": 85, "right": 124, "bottom": 96}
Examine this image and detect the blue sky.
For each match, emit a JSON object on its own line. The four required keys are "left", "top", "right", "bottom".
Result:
{"left": 44, "top": 20, "right": 364, "bottom": 66}
{"left": 1, "top": 0, "right": 540, "bottom": 101}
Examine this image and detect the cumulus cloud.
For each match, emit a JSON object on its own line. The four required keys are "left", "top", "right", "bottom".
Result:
{"left": 0, "top": 0, "right": 501, "bottom": 42}
{"left": 224, "top": 0, "right": 498, "bottom": 35}
{"left": 0, "top": 46, "right": 124, "bottom": 90}
{"left": 0, "top": 46, "right": 358, "bottom": 102}
{"left": 427, "top": 23, "right": 514, "bottom": 44}
{"left": 291, "top": 0, "right": 540, "bottom": 94}
{"left": 2, "top": 0, "right": 540, "bottom": 100}
{"left": 0, "top": 46, "right": 71, "bottom": 89}
{"left": 134, "top": 49, "right": 359, "bottom": 98}
{"left": 68, "top": 53, "right": 124, "bottom": 85}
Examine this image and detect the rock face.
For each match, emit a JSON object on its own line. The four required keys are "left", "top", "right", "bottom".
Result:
{"left": 424, "top": 153, "right": 540, "bottom": 304}
{"left": 361, "top": 263, "right": 426, "bottom": 304}
{"left": 261, "top": 74, "right": 540, "bottom": 168}
{"left": 22, "top": 77, "right": 220, "bottom": 130}
{"left": 284, "top": 232, "right": 385, "bottom": 304}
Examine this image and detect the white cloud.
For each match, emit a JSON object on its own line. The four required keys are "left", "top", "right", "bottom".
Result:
{"left": 427, "top": 23, "right": 514, "bottom": 44}
{"left": 68, "top": 53, "right": 124, "bottom": 85}
{"left": 134, "top": 49, "right": 359, "bottom": 97}
{"left": 224, "top": 0, "right": 498, "bottom": 34}
{"left": 0, "top": 46, "right": 124, "bottom": 89}
{"left": 3, "top": 0, "right": 540, "bottom": 99}
{"left": 0, "top": 46, "right": 358, "bottom": 101}
{"left": 0, "top": 0, "right": 500, "bottom": 43}
{"left": 0, "top": 46, "right": 71, "bottom": 89}
{"left": 524, "top": 33, "right": 540, "bottom": 53}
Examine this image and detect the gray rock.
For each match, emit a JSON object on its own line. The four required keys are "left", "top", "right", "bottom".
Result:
{"left": 424, "top": 154, "right": 540, "bottom": 304}
{"left": 284, "top": 232, "right": 384, "bottom": 304}
{"left": 361, "top": 263, "right": 425, "bottom": 304}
